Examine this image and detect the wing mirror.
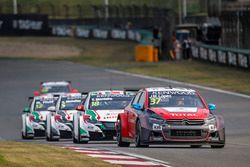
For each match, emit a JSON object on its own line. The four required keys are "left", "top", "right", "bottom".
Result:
{"left": 33, "top": 91, "right": 40, "bottom": 96}
{"left": 23, "top": 107, "right": 30, "bottom": 113}
{"left": 48, "top": 106, "right": 56, "bottom": 112}
{"left": 76, "top": 105, "right": 85, "bottom": 111}
{"left": 208, "top": 104, "right": 216, "bottom": 111}
{"left": 132, "top": 103, "right": 143, "bottom": 110}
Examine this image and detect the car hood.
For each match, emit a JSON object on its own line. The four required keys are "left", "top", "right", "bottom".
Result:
{"left": 150, "top": 107, "right": 209, "bottom": 120}
{"left": 86, "top": 109, "right": 124, "bottom": 122}
{"left": 32, "top": 111, "right": 50, "bottom": 121}
{"left": 63, "top": 110, "right": 77, "bottom": 121}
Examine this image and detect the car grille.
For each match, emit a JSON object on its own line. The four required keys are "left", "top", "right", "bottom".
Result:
{"left": 102, "top": 122, "right": 115, "bottom": 129}
{"left": 170, "top": 130, "right": 202, "bottom": 137}
{"left": 166, "top": 119, "right": 205, "bottom": 126}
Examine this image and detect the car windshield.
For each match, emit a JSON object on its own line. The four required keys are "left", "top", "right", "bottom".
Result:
{"left": 41, "top": 85, "right": 70, "bottom": 94}
{"left": 60, "top": 96, "right": 83, "bottom": 110}
{"left": 148, "top": 91, "right": 205, "bottom": 108}
{"left": 34, "top": 99, "right": 56, "bottom": 111}
{"left": 89, "top": 94, "right": 132, "bottom": 110}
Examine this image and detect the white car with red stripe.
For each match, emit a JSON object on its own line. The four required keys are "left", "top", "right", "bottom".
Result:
{"left": 21, "top": 95, "right": 57, "bottom": 139}
{"left": 72, "top": 90, "right": 135, "bottom": 143}
{"left": 45, "top": 93, "right": 89, "bottom": 141}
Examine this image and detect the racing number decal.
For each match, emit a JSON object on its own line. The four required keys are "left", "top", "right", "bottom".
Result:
{"left": 91, "top": 101, "right": 100, "bottom": 107}
{"left": 35, "top": 102, "right": 43, "bottom": 109}
{"left": 150, "top": 97, "right": 161, "bottom": 105}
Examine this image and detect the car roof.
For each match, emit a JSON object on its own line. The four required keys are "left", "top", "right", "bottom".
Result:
{"left": 34, "top": 95, "right": 56, "bottom": 100}
{"left": 145, "top": 87, "right": 196, "bottom": 93}
{"left": 89, "top": 90, "right": 124, "bottom": 95}
{"left": 41, "top": 81, "right": 70, "bottom": 86}
{"left": 60, "top": 93, "right": 82, "bottom": 98}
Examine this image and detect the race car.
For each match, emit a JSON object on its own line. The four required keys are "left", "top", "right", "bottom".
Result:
{"left": 45, "top": 93, "right": 90, "bottom": 141}
{"left": 72, "top": 90, "right": 135, "bottom": 143}
{"left": 116, "top": 87, "right": 225, "bottom": 148}
{"left": 33, "top": 81, "right": 78, "bottom": 96}
{"left": 21, "top": 95, "right": 58, "bottom": 139}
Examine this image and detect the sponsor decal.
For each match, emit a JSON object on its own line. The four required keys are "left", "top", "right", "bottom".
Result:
{"left": 13, "top": 19, "right": 43, "bottom": 30}
{"left": 170, "top": 113, "right": 197, "bottom": 117}
{"left": 86, "top": 110, "right": 100, "bottom": 121}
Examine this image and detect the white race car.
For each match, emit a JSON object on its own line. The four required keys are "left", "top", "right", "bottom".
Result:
{"left": 21, "top": 95, "right": 57, "bottom": 139}
{"left": 45, "top": 93, "right": 91, "bottom": 141}
{"left": 72, "top": 90, "right": 135, "bottom": 143}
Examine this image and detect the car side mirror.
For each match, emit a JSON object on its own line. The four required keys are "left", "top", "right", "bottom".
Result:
{"left": 48, "top": 106, "right": 56, "bottom": 112}
{"left": 23, "top": 107, "right": 30, "bottom": 113}
{"left": 208, "top": 104, "right": 216, "bottom": 111}
{"left": 132, "top": 103, "right": 143, "bottom": 110}
{"left": 33, "top": 91, "right": 40, "bottom": 96}
{"left": 72, "top": 89, "right": 78, "bottom": 93}
{"left": 76, "top": 105, "right": 85, "bottom": 111}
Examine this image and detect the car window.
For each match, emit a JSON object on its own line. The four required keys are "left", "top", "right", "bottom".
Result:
{"left": 89, "top": 94, "right": 133, "bottom": 110}
{"left": 138, "top": 91, "right": 146, "bottom": 106}
{"left": 132, "top": 92, "right": 142, "bottom": 105}
{"left": 148, "top": 91, "right": 205, "bottom": 108}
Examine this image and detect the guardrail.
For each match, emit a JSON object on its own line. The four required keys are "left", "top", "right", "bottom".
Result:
{"left": 191, "top": 43, "right": 250, "bottom": 70}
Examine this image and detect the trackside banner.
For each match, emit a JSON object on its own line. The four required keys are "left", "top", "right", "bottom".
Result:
{"left": 0, "top": 14, "right": 50, "bottom": 36}
{"left": 191, "top": 43, "right": 250, "bottom": 70}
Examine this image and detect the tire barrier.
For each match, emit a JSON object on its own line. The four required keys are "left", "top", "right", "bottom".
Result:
{"left": 192, "top": 43, "right": 250, "bottom": 70}
{"left": 51, "top": 25, "right": 154, "bottom": 44}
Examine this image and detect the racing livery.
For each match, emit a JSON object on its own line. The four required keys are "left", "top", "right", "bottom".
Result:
{"left": 116, "top": 87, "right": 225, "bottom": 148}
{"left": 72, "top": 90, "right": 135, "bottom": 143}
{"left": 33, "top": 81, "right": 78, "bottom": 96}
{"left": 45, "top": 93, "right": 91, "bottom": 141}
{"left": 21, "top": 95, "right": 57, "bottom": 139}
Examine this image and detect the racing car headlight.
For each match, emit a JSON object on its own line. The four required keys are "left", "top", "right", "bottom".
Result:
{"left": 147, "top": 110, "right": 165, "bottom": 124}
{"left": 205, "top": 115, "right": 217, "bottom": 131}
{"left": 57, "top": 110, "right": 66, "bottom": 117}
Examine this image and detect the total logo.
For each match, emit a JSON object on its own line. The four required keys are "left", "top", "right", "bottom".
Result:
{"left": 171, "top": 113, "right": 197, "bottom": 117}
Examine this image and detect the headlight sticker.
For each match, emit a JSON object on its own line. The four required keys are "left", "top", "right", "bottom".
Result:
{"left": 152, "top": 123, "right": 162, "bottom": 130}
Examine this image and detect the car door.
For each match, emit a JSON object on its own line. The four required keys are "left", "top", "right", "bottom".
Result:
{"left": 128, "top": 91, "right": 142, "bottom": 138}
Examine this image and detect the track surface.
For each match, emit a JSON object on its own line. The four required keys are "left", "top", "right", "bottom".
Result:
{"left": 0, "top": 59, "right": 250, "bottom": 167}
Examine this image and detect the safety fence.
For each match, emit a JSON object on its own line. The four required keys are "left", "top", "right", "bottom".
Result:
{"left": 51, "top": 25, "right": 153, "bottom": 44}
{"left": 191, "top": 42, "right": 250, "bottom": 70}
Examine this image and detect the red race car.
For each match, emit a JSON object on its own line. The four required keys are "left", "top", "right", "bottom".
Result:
{"left": 33, "top": 81, "right": 78, "bottom": 96}
{"left": 116, "top": 87, "right": 225, "bottom": 148}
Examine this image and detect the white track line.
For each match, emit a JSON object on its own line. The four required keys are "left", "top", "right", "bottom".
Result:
{"left": 101, "top": 148, "right": 172, "bottom": 167}
{"left": 87, "top": 154, "right": 137, "bottom": 159}
{"left": 104, "top": 160, "right": 161, "bottom": 165}
{"left": 106, "top": 69, "right": 250, "bottom": 99}
{"left": 74, "top": 150, "right": 119, "bottom": 154}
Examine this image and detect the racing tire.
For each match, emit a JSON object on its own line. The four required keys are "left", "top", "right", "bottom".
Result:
{"left": 22, "top": 115, "right": 33, "bottom": 140}
{"left": 135, "top": 120, "right": 149, "bottom": 148}
{"left": 211, "top": 128, "right": 225, "bottom": 149}
{"left": 73, "top": 116, "right": 88, "bottom": 144}
{"left": 117, "top": 119, "right": 130, "bottom": 147}
{"left": 46, "top": 116, "right": 59, "bottom": 142}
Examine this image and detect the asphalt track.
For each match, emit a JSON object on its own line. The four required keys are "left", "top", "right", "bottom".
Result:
{"left": 0, "top": 59, "right": 250, "bottom": 167}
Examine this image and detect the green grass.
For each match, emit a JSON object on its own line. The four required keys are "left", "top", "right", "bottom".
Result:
{"left": 0, "top": 141, "right": 119, "bottom": 167}
{"left": 0, "top": 37, "right": 249, "bottom": 95}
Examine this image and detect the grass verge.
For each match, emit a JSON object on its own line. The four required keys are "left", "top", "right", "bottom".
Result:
{"left": 0, "top": 141, "right": 118, "bottom": 167}
{"left": 0, "top": 37, "right": 249, "bottom": 95}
